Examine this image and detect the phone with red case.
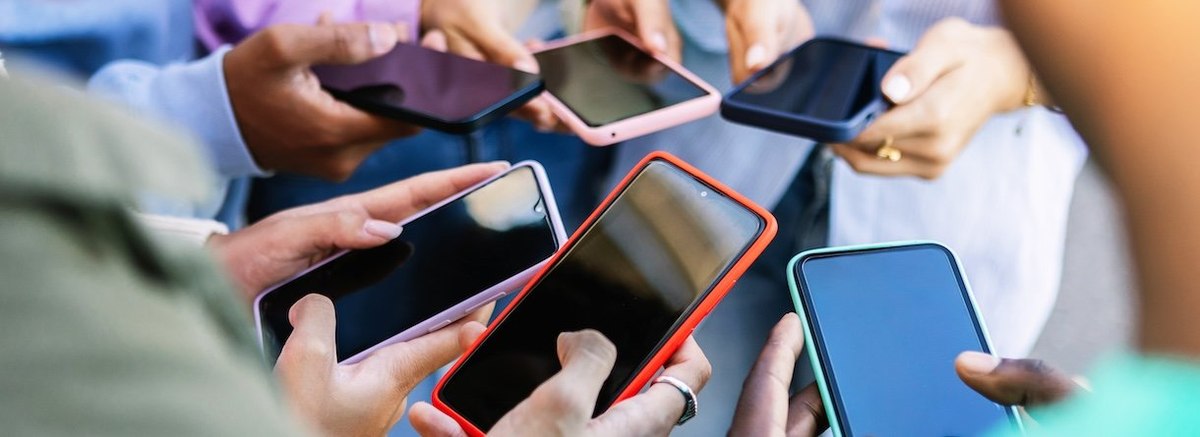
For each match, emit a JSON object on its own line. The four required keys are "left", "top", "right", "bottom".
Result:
{"left": 253, "top": 162, "right": 566, "bottom": 365}
{"left": 433, "top": 152, "right": 777, "bottom": 435}
{"left": 533, "top": 29, "right": 721, "bottom": 146}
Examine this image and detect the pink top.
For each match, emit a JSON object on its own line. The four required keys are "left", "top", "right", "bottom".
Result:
{"left": 194, "top": 0, "right": 422, "bottom": 50}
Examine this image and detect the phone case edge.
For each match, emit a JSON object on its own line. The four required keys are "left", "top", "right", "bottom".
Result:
{"left": 251, "top": 160, "right": 568, "bottom": 365}
{"left": 432, "top": 151, "right": 778, "bottom": 436}
{"left": 787, "top": 241, "right": 1025, "bottom": 436}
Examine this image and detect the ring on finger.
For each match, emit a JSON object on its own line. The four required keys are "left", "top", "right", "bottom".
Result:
{"left": 875, "top": 136, "right": 902, "bottom": 162}
{"left": 654, "top": 375, "right": 698, "bottom": 426}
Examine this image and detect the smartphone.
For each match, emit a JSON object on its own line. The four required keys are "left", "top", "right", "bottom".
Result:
{"left": 787, "top": 242, "right": 1024, "bottom": 436}
{"left": 432, "top": 152, "right": 777, "bottom": 435}
{"left": 533, "top": 29, "right": 720, "bottom": 146}
{"left": 313, "top": 43, "right": 544, "bottom": 134}
{"left": 721, "top": 38, "right": 905, "bottom": 143}
{"left": 253, "top": 162, "right": 567, "bottom": 365}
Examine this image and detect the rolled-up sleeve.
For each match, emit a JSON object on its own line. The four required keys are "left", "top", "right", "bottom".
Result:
{"left": 87, "top": 46, "right": 266, "bottom": 179}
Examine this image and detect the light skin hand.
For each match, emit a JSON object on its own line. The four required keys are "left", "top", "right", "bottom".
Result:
{"left": 584, "top": 0, "right": 681, "bottom": 63}
{"left": 831, "top": 18, "right": 1033, "bottom": 180}
{"left": 720, "top": 0, "right": 815, "bottom": 85}
{"left": 277, "top": 294, "right": 493, "bottom": 437}
{"left": 408, "top": 332, "right": 712, "bottom": 436}
{"left": 419, "top": 0, "right": 557, "bottom": 131}
{"left": 208, "top": 162, "right": 510, "bottom": 302}
{"left": 223, "top": 23, "right": 422, "bottom": 180}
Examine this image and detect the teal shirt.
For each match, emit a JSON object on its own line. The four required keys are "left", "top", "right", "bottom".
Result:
{"left": 997, "top": 353, "right": 1200, "bottom": 436}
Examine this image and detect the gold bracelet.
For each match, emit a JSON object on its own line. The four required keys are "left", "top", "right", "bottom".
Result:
{"left": 1024, "top": 74, "right": 1039, "bottom": 107}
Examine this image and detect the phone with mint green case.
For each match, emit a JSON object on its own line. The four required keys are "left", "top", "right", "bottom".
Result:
{"left": 786, "top": 241, "right": 1024, "bottom": 436}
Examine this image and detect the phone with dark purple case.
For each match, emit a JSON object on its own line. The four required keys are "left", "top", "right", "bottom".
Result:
{"left": 721, "top": 38, "right": 904, "bottom": 143}
{"left": 313, "top": 43, "right": 544, "bottom": 134}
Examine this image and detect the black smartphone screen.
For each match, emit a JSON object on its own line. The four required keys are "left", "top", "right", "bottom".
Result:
{"left": 534, "top": 34, "right": 709, "bottom": 126}
{"left": 439, "top": 160, "right": 766, "bottom": 431}
{"left": 728, "top": 38, "right": 902, "bottom": 121}
{"left": 257, "top": 166, "right": 559, "bottom": 364}
{"left": 796, "top": 244, "right": 1016, "bottom": 436}
{"left": 313, "top": 43, "right": 541, "bottom": 123}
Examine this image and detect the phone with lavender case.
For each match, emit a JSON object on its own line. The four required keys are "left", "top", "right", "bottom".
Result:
{"left": 253, "top": 161, "right": 566, "bottom": 364}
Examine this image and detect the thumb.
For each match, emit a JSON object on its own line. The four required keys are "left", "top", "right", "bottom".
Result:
{"left": 362, "top": 317, "right": 480, "bottom": 395}
{"left": 631, "top": 0, "right": 682, "bottom": 62}
{"left": 955, "top": 352, "right": 1078, "bottom": 407}
{"left": 275, "top": 294, "right": 338, "bottom": 396}
{"left": 409, "top": 402, "right": 469, "bottom": 437}
{"left": 726, "top": 4, "right": 783, "bottom": 84}
{"left": 495, "top": 330, "right": 617, "bottom": 431}
{"left": 264, "top": 22, "right": 400, "bottom": 67}
{"left": 292, "top": 210, "right": 403, "bottom": 252}
{"left": 879, "top": 28, "right": 960, "bottom": 104}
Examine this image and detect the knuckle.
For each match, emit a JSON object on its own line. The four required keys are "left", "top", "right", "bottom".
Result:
{"left": 259, "top": 27, "right": 291, "bottom": 59}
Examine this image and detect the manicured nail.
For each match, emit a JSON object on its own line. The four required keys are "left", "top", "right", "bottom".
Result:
{"left": 364, "top": 220, "right": 403, "bottom": 240}
{"left": 490, "top": 160, "right": 513, "bottom": 168}
{"left": 514, "top": 58, "right": 539, "bottom": 74}
{"left": 882, "top": 75, "right": 912, "bottom": 103}
{"left": 958, "top": 352, "right": 1001, "bottom": 375}
{"left": 745, "top": 44, "right": 767, "bottom": 70}
{"left": 649, "top": 32, "right": 668, "bottom": 53}
{"left": 368, "top": 22, "right": 398, "bottom": 55}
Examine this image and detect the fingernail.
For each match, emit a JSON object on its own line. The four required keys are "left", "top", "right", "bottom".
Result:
{"left": 649, "top": 32, "right": 668, "bottom": 53}
{"left": 745, "top": 44, "right": 767, "bottom": 70}
{"left": 958, "top": 352, "right": 1001, "bottom": 375}
{"left": 514, "top": 58, "right": 539, "bottom": 74}
{"left": 882, "top": 75, "right": 912, "bottom": 103}
{"left": 394, "top": 22, "right": 411, "bottom": 43}
{"left": 490, "top": 160, "right": 512, "bottom": 168}
{"left": 368, "top": 22, "right": 398, "bottom": 55}
{"left": 363, "top": 220, "right": 403, "bottom": 239}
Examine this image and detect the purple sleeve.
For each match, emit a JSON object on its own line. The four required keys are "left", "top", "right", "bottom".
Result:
{"left": 194, "top": 0, "right": 421, "bottom": 51}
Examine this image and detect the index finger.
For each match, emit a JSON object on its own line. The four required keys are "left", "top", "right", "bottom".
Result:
{"left": 343, "top": 162, "right": 512, "bottom": 222}
{"left": 729, "top": 313, "right": 805, "bottom": 435}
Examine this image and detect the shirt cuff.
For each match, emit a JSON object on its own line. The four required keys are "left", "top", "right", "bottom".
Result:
{"left": 136, "top": 213, "right": 230, "bottom": 246}
{"left": 362, "top": 0, "right": 422, "bottom": 43}
{"left": 89, "top": 46, "right": 267, "bottom": 179}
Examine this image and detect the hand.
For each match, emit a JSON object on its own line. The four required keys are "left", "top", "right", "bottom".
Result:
{"left": 277, "top": 294, "right": 493, "bottom": 436}
{"left": 955, "top": 352, "right": 1083, "bottom": 408}
{"left": 720, "top": 0, "right": 814, "bottom": 85}
{"left": 223, "top": 23, "right": 421, "bottom": 180}
{"left": 209, "top": 162, "right": 510, "bottom": 302}
{"left": 831, "top": 18, "right": 1033, "bottom": 179}
{"left": 419, "top": 0, "right": 557, "bottom": 131}
{"left": 729, "top": 313, "right": 827, "bottom": 437}
{"left": 584, "top": 0, "right": 681, "bottom": 62}
{"left": 408, "top": 332, "right": 713, "bottom": 436}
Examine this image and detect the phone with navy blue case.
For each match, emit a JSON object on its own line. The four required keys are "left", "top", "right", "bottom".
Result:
{"left": 313, "top": 43, "right": 544, "bottom": 134}
{"left": 787, "top": 242, "right": 1023, "bottom": 436}
{"left": 721, "top": 38, "right": 904, "bottom": 143}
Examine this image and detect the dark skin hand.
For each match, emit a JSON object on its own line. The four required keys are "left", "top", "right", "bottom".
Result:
{"left": 223, "top": 22, "right": 421, "bottom": 180}
{"left": 728, "top": 314, "right": 1082, "bottom": 436}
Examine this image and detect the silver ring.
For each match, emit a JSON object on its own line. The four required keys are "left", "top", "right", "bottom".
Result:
{"left": 654, "top": 375, "right": 698, "bottom": 426}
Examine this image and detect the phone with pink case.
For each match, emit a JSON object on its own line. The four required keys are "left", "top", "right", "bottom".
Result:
{"left": 533, "top": 28, "right": 720, "bottom": 146}
{"left": 253, "top": 162, "right": 567, "bottom": 365}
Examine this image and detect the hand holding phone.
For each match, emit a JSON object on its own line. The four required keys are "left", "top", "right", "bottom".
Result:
{"left": 534, "top": 30, "right": 720, "bottom": 145}
{"left": 313, "top": 43, "right": 544, "bottom": 134}
{"left": 721, "top": 38, "right": 903, "bottom": 143}
{"left": 432, "top": 152, "right": 777, "bottom": 435}
{"left": 254, "top": 162, "right": 566, "bottom": 365}
{"left": 410, "top": 329, "right": 712, "bottom": 437}
{"left": 788, "top": 242, "right": 1023, "bottom": 436}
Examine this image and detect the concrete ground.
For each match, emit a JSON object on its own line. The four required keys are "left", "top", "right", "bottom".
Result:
{"left": 1028, "top": 160, "right": 1136, "bottom": 374}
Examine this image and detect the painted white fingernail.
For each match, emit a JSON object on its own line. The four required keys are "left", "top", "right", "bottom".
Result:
{"left": 649, "top": 32, "right": 668, "bottom": 53}
{"left": 958, "top": 352, "right": 1001, "bottom": 375}
{"left": 514, "top": 58, "right": 539, "bottom": 74}
{"left": 882, "top": 75, "right": 912, "bottom": 103}
{"left": 745, "top": 44, "right": 767, "bottom": 70}
{"left": 368, "top": 22, "right": 398, "bottom": 55}
{"left": 364, "top": 220, "right": 403, "bottom": 240}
